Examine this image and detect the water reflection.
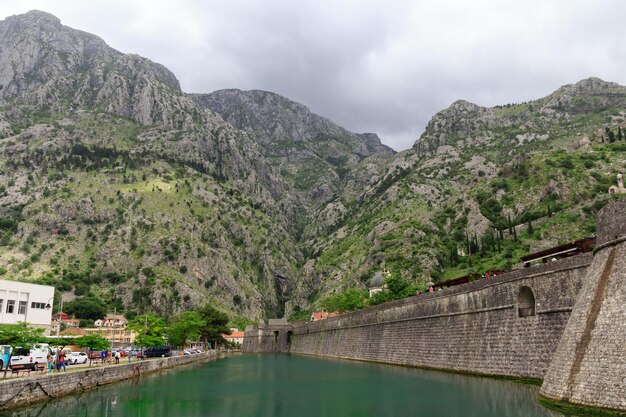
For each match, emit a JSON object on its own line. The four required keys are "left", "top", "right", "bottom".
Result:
{"left": 0, "top": 354, "right": 575, "bottom": 417}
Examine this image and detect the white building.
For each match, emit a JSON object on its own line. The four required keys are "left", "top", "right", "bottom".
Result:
{"left": 94, "top": 314, "right": 127, "bottom": 328}
{"left": 0, "top": 279, "right": 55, "bottom": 333}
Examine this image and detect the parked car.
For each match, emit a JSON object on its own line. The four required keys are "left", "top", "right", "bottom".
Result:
{"left": 144, "top": 346, "right": 172, "bottom": 358}
{"left": 10, "top": 344, "right": 51, "bottom": 370}
{"left": 69, "top": 351, "right": 88, "bottom": 365}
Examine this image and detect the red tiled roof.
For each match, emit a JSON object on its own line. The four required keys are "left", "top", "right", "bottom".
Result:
{"left": 223, "top": 331, "right": 244, "bottom": 338}
{"left": 311, "top": 312, "right": 339, "bottom": 321}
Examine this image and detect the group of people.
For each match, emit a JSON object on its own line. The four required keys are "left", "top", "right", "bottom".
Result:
{"left": 100, "top": 349, "right": 123, "bottom": 364}
{"left": 45, "top": 349, "right": 125, "bottom": 373}
{"left": 46, "top": 351, "right": 66, "bottom": 373}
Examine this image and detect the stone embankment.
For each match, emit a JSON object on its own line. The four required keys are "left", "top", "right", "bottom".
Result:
{"left": 0, "top": 351, "right": 218, "bottom": 411}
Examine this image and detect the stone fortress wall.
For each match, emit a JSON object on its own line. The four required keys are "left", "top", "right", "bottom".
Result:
{"left": 540, "top": 199, "right": 626, "bottom": 412}
{"left": 244, "top": 199, "right": 626, "bottom": 413}
{"left": 246, "top": 255, "right": 590, "bottom": 380}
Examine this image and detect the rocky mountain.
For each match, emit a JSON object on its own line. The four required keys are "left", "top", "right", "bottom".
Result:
{"left": 0, "top": 11, "right": 310, "bottom": 323}
{"left": 190, "top": 89, "right": 394, "bottom": 207}
{"left": 0, "top": 11, "right": 625, "bottom": 323}
{"left": 305, "top": 77, "right": 626, "bottom": 303}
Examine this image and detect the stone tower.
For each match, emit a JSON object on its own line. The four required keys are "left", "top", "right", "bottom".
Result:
{"left": 540, "top": 198, "right": 626, "bottom": 412}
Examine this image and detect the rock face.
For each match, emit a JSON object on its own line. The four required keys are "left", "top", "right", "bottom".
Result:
{"left": 191, "top": 89, "right": 394, "bottom": 206}
{"left": 0, "top": 10, "right": 193, "bottom": 127}
{"left": 191, "top": 89, "right": 393, "bottom": 155}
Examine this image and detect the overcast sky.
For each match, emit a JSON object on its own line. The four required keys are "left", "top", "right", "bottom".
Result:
{"left": 2, "top": 1, "right": 626, "bottom": 150}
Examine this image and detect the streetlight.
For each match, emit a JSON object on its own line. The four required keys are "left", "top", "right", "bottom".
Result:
{"left": 44, "top": 294, "right": 64, "bottom": 337}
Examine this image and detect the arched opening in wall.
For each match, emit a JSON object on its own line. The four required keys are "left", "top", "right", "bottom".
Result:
{"left": 274, "top": 331, "right": 279, "bottom": 344}
{"left": 287, "top": 331, "right": 293, "bottom": 348}
{"left": 518, "top": 286, "right": 536, "bottom": 317}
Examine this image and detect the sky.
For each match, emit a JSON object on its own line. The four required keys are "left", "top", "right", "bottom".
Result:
{"left": 2, "top": 0, "right": 626, "bottom": 151}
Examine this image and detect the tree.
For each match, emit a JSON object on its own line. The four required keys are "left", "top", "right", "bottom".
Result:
{"left": 167, "top": 311, "right": 204, "bottom": 348}
{"left": 0, "top": 323, "right": 45, "bottom": 347}
{"left": 197, "top": 305, "right": 230, "bottom": 348}
{"left": 127, "top": 312, "right": 167, "bottom": 347}
{"left": 64, "top": 296, "right": 105, "bottom": 321}
{"left": 320, "top": 288, "right": 369, "bottom": 313}
{"left": 74, "top": 334, "right": 111, "bottom": 365}
{"left": 608, "top": 130, "right": 616, "bottom": 143}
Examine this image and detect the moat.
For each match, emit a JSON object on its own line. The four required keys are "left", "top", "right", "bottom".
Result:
{"left": 1, "top": 354, "right": 575, "bottom": 417}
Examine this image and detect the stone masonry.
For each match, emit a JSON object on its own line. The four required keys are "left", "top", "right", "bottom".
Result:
{"left": 0, "top": 351, "right": 218, "bottom": 411}
{"left": 540, "top": 198, "right": 626, "bottom": 412}
{"left": 245, "top": 254, "right": 590, "bottom": 380}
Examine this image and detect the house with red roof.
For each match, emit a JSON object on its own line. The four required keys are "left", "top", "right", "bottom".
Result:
{"left": 223, "top": 330, "right": 245, "bottom": 345}
{"left": 310, "top": 312, "right": 339, "bottom": 321}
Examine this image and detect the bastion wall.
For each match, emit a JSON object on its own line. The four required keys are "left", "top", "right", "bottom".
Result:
{"left": 540, "top": 199, "right": 626, "bottom": 412}
{"left": 245, "top": 254, "right": 590, "bottom": 380}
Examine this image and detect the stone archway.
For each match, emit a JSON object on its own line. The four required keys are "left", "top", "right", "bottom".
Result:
{"left": 518, "top": 286, "right": 536, "bottom": 317}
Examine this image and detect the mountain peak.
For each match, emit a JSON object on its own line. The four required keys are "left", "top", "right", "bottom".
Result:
{"left": 554, "top": 77, "right": 622, "bottom": 96}
{"left": 10, "top": 10, "right": 61, "bottom": 25}
{"left": 0, "top": 10, "right": 186, "bottom": 126}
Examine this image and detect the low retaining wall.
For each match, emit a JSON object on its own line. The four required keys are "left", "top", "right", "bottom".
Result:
{"left": 0, "top": 351, "right": 218, "bottom": 411}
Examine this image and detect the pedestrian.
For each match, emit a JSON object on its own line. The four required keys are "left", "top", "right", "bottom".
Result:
{"left": 115, "top": 350, "right": 120, "bottom": 364}
{"left": 101, "top": 349, "right": 107, "bottom": 365}
{"left": 57, "top": 351, "right": 67, "bottom": 372}
{"left": 47, "top": 352, "right": 54, "bottom": 373}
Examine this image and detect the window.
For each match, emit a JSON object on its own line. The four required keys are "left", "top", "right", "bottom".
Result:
{"left": 18, "top": 301, "right": 27, "bottom": 315}
{"left": 0, "top": 299, "right": 3, "bottom": 312}
{"left": 31, "top": 302, "right": 47, "bottom": 309}
{"left": 6, "top": 300, "right": 15, "bottom": 314}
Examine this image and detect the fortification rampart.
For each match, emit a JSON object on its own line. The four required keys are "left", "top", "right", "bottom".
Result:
{"left": 245, "top": 254, "right": 590, "bottom": 380}
{"left": 243, "top": 318, "right": 293, "bottom": 353}
{"left": 540, "top": 199, "right": 626, "bottom": 412}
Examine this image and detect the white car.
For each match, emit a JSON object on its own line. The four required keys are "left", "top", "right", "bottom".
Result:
{"left": 10, "top": 345, "right": 51, "bottom": 370}
{"left": 69, "top": 352, "right": 88, "bottom": 364}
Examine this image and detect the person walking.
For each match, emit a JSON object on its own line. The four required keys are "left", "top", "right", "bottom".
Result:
{"left": 115, "top": 350, "right": 120, "bottom": 364}
{"left": 101, "top": 349, "right": 107, "bottom": 365}
{"left": 57, "top": 351, "right": 67, "bottom": 372}
{"left": 47, "top": 352, "right": 54, "bottom": 373}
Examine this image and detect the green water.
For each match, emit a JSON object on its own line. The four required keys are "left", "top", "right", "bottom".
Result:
{"left": 4, "top": 354, "right": 568, "bottom": 417}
